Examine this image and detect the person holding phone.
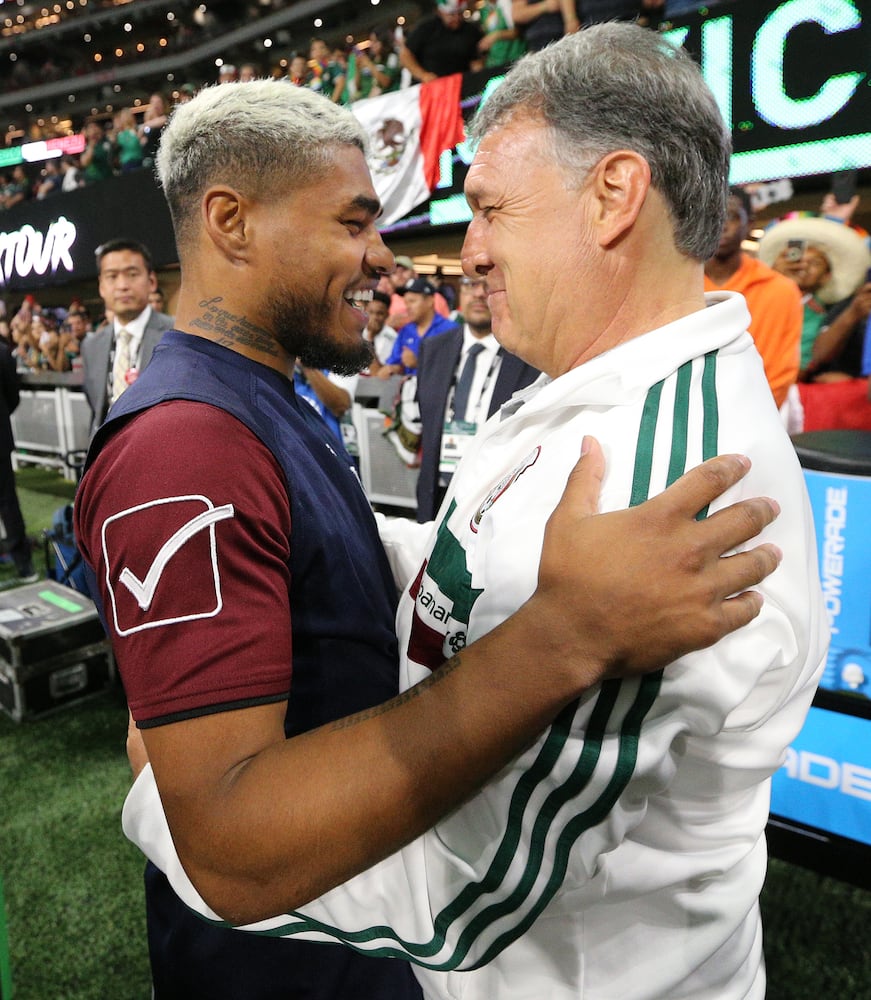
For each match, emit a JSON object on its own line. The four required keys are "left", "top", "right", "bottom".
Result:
{"left": 353, "top": 30, "right": 401, "bottom": 99}
{"left": 759, "top": 212, "right": 871, "bottom": 431}
{"left": 758, "top": 215, "right": 871, "bottom": 376}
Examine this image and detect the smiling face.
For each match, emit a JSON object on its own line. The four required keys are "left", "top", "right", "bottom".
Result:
{"left": 248, "top": 146, "right": 393, "bottom": 374}
{"left": 462, "top": 114, "right": 598, "bottom": 376}
{"left": 310, "top": 39, "right": 329, "bottom": 62}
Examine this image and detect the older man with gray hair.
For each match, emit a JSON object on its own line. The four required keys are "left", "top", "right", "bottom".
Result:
{"left": 87, "top": 39, "right": 796, "bottom": 1000}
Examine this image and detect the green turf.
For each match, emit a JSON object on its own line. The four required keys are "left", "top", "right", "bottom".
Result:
{"left": 0, "top": 687, "right": 151, "bottom": 1000}
{"left": 762, "top": 858, "right": 871, "bottom": 999}
{"left": 2, "top": 686, "right": 870, "bottom": 1000}
{"left": 1, "top": 468, "right": 870, "bottom": 999}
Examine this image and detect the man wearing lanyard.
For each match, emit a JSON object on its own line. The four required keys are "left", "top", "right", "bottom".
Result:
{"left": 415, "top": 275, "right": 539, "bottom": 521}
{"left": 81, "top": 238, "right": 174, "bottom": 438}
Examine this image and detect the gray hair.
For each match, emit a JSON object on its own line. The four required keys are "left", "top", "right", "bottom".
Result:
{"left": 156, "top": 80, "right": 366, "bottom": 249}
{"left": 468, "top": 23, "right": 731, "bottom": 261}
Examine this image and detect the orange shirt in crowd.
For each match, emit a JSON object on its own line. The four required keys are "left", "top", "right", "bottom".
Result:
{"left": 705, "top": 254, "right": 802, "bottom": 408}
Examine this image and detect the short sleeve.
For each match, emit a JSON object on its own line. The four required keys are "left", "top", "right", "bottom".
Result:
{"left": 75, "top": 400, "right": 293, "bottom": 726}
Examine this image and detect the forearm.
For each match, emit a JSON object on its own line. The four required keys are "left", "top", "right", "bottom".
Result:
{"left": 399, "top": 46, "right": 433, "bottom": 83}
{"left": 152, "top": 600, "right": 589, "bottom": 925}
{"left": 559, "top": 0, "right": 580, "bottom": 29}
{"left": 46, "top": 349, "right": 67, "bottom": 372}
{"left": 371, "top": 64, "right": 393, "bottom": 89}
{"left": 808, "top": 305, "right": 862, "bottom": 370}
{"left": 512, "top": 1, "right": 553, "bottom": 25}
{"left": 136, "top": 447, "right": 780, "bottom": 927}
{"left": 300, "top": 367, "right": 351, "bottom": 417}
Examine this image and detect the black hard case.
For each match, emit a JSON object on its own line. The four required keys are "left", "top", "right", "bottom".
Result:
{"left": 0, "top": 580, "right": 114, "bottom": 722}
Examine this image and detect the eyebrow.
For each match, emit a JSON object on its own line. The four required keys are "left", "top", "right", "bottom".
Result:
{"left": 463, "top": 182, "right": 484, "bottom": 211}
{"left": 349, "top": 194, "right": 382, "bottom": 219}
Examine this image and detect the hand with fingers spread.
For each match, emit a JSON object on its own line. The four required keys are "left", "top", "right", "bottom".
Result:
{"left": 531, "top": 438, "right": 781, "bottom": 685}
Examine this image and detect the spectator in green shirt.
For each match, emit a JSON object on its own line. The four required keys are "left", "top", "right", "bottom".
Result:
{"left": 114, "top": 108, "right": 144, "bottom": 174}
{"left": 354, "top": 29, "right": 401, "bottom": 100}
{"left": 308, "top": 37, "right": 345, "bottom": 103}
{"left": 479, "top": 1, "right": 526, "bottom": 68}
{"left": 80, "top": 120, "right": 114, "bottom": 184}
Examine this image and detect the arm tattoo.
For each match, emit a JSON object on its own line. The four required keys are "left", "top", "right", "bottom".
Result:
{"left": 328, "top": 655, "right": 463, "bottom": 732}
{"left": 191, "top": 297, "right": 280, "bottom": 357}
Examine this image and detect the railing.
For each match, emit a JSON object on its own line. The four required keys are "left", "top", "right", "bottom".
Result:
{"left": 11, "top": 371, "right": 90, "bottom": 480}
{"left": 355, "top": 377, "right": 418, "bottom": 511}
{"left": 10, "top": 371, "right": 420, "bottom": 506}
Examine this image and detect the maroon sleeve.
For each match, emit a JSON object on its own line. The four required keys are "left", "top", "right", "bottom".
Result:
{"left": 75, "top": 400, "right": 293, "bottom": 726}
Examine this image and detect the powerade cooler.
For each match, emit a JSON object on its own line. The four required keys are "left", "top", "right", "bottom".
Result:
{"left": 792, "top": 430, "right": 871, "bottom": 699}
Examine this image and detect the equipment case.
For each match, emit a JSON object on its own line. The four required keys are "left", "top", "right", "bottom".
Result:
{"left": 0, "top": 580, "right": 114, "bottom": 722}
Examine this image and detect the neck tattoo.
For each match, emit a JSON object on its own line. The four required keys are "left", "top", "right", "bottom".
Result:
{"left": 191, "top": 297, "right": 280, "bottom": 357}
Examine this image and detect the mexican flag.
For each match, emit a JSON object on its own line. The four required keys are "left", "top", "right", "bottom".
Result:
{"left": 351, "top": 75, "right": 466, "bottom": 228}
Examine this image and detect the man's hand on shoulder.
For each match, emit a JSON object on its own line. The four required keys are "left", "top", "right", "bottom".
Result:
{"left": 526, "top": 437, "right": 780, "bottom": 687}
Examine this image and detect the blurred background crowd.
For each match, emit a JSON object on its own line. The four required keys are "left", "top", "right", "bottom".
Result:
{"left": 0, "top": 0, "right": 704, "bottom": 205}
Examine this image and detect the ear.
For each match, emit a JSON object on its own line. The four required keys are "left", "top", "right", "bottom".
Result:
{"left": 201, "top": 185, "right": 251, "bottom": 264}
{"left": 589, "top": 151, "right": 651, "bottom": 249}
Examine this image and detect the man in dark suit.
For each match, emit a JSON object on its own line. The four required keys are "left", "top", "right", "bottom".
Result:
{"left": 0, "top": 336, "right": 36, "bottom": 582}
{"left": 81, "top": 238, "right": 174, "bottom": 437}
{"left": 415, "top": 274, "right": 539, "bottom": 521}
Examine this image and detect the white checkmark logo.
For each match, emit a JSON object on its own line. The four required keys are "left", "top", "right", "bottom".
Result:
{"left": 119, "top": 504, "right": 235, "bottom": 610}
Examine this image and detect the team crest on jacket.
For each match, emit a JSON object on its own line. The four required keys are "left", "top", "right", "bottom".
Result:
{"left": 407, "top": 501, "right": 483, "bottom": 671}
{"left": 101, "top": 494, "right": 235, "bottom": 636}
{"left": 471, "top": 446, "right": 541, "bottom": 533}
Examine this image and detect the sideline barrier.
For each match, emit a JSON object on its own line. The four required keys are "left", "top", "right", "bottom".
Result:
{"left": 10, "top": 373, "right": 89, "bottom": 481}
{"left": 354, "top": 375, "right": 418, "bottom": 511}
{"left": 355, "top": 404, "right": 418, "bottom": 511}
{"left": 10, "top": 371, "right": 420, "bottom": 507}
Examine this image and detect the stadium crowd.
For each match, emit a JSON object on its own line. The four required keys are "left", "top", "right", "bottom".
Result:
{"left": 0, "top": 0, "right": 686, "bottom": 206}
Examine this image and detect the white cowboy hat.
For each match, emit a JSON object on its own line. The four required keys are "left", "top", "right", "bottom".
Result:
{"left": 757, "top": 216, "right": 871, "bottom": 304}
